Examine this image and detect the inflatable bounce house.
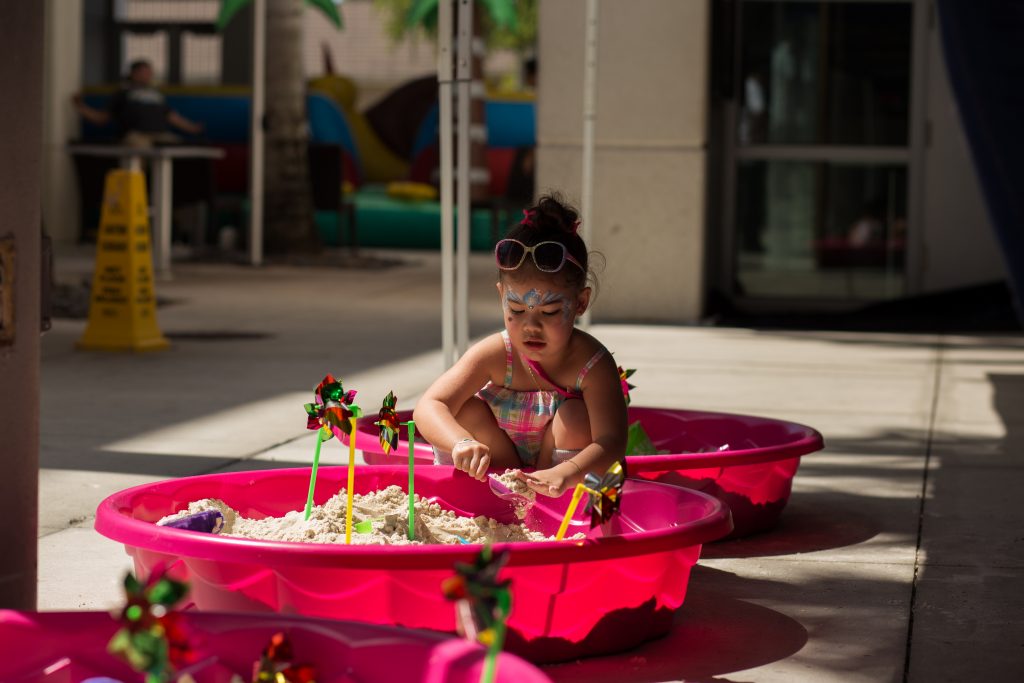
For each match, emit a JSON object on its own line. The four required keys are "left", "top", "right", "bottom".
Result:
{"left": 76, "top": 74, "right": 535, "bottom": 251}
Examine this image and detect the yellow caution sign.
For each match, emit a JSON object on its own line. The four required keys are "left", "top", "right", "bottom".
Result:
{"left": 77, "top": 169, "right": 169, "bottom": 352}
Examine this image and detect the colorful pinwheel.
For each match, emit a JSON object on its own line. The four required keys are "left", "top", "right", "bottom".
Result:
{"left": 375, "top": 391, "right": 400, "bottom": 454}
{"left": 304, "top": 373, "right": 362, "bottom": 522}
{"left": 618, "top": 366, "right": 636, "bottom": 405}
{"left": 253, "top": 631, "right": 318, "bottom": 683}
{"left": 555, "top": 460, "right": 628, "bottom": 539}
{"left": 304, "top": 373, "right": 360, "bottom": 441}
{"left": 442, "top": 546, "right": 512, "bottom": 647}
{"left": 582, "top": 460, "right": 626, "bottom": 528}
{"left": 107, "top": 567, "right": 191, "bottom": 683}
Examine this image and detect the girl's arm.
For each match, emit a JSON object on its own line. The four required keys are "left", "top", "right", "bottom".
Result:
{"left": 413, "top": 334, "right": 505, "bottom": 479}
{"left": 524, "top": 352, "right": 627, "bottom": 496}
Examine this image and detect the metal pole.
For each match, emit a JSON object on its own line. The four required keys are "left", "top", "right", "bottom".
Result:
{"left": 248, "top": 0, "right": 265, "bottom": 266}
{"left": 438, "top": 0, "right": 456, "bottom": 368}
{"left": 454, "top": 0, "right": 473, "bottom": 356}
{"left": 455, "top": 0, "right": 473, "bottom": 356}
{"left": 579, "top": 0, "right": 599, "bottom": 328}
{"left": 152, "top": 156, "right": 174, "bottom": 280}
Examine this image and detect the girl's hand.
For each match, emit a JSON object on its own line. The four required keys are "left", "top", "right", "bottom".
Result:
{"left": 517, "top": 467, "right": 571, "bottom": 498}
{"left": 452, "top": 439, "right": 491, "bottom": 481}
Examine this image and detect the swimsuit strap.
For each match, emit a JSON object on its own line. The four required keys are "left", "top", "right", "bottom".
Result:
{"left": 574, "top": 348, "right": 607, "bottom": 392}
{"left": 522, "top": 356, "right": 578, "bottom": 400}
{"left": 500, "top": 330, "right": 514, "bottom": 387}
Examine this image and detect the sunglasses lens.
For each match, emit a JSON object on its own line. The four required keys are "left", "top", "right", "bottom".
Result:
{"left": 532, "top": 242, "right": 566, "bottom": 272}
{"left": 495, "top": 240, "right": 525, "bottom": 269}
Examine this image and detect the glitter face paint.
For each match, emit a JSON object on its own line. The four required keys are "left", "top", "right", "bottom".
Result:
{"left": 504, "top": 287, "right": 575, "bottom": 322}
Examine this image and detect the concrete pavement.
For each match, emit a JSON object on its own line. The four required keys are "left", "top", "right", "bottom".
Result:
{"left": 39, "top": 245, "right": 1024, "bottom": 681}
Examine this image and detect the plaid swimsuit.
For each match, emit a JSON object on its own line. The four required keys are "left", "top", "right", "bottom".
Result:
{"left": 475, "top": 330, "right": 606, "bottom": 466}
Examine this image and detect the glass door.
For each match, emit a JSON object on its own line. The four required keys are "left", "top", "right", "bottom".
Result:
{"left": 724, "top": 0, "right": 914, "bottom": 304}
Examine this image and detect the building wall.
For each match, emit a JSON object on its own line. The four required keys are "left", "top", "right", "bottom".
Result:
{"left": 536, "top": 0, "right": 709, "bottom": 323}
{"left": 919, "top": 10, "right": 1006, "bottom": 292}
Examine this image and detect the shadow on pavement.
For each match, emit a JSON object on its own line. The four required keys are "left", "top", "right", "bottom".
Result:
{"left": 543, "top": 565, "right": 807, "bottom": 683}
{"left": 702, "top": 489, "right": 883, "bottom": 559}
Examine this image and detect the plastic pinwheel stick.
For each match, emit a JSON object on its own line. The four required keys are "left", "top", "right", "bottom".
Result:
{"left": 480, "top": 589, "right": 511, "bottom": 683}
{"left": 304, "top": 429, "right": 326, "bottom": 521}
{"left": 346, "top": 415, "right": 358, "bottom": 544}
{"left": 404, "top": 420, "right": 416, "bottom": 541}
{"left": 555, "top": 482, "right": 596, "bottom": 540}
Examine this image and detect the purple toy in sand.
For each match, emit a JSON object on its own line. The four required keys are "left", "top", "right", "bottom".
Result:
{"left": 158, "top": 509, "right": 224, "bottom": 534}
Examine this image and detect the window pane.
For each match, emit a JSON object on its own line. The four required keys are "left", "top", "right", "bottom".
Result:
{"left": 122, "top": 31, "right": 168, "bottom": 81}
{"left": 738, "top": 2, "right": 912, "bottom": 146}
{"left": 736, "top": 160, "right": 908, "bottom": 300}
{"left": 117, "top": 1, "right": 220, "bottom": 23}
{"left": 183, "top": 32, "right": 221, "bottom": 85}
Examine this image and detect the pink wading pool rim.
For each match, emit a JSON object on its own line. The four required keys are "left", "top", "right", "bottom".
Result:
{"left": 353, "top": 407, "right": 824, "bottom": 538}
{"left": 0, "top": 609, "right": 552, "bottom": 682}
{"left": 94, "top": 465, "right": 732, "bottom": 663}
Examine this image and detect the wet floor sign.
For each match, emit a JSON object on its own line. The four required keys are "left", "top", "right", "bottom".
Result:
{"left": 77, "top": 169, "right": 169, "bottom": 352}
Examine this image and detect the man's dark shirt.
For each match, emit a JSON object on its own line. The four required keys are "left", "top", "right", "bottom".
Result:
{"left": 109, "top": 85, "right": 170, "bottom": 135}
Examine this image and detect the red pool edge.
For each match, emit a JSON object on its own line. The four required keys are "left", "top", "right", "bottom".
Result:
{"left": 95, "top": 467, "right": 733, "bottom": 569}
{"left": 93, "top": 466, "right": 733, "bottom": 663}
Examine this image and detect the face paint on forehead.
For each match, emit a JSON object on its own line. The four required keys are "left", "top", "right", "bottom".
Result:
{"left": 504, "top": 286, "right": 576, "bottom": 321}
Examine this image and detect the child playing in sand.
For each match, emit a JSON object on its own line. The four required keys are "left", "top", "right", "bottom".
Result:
{"left": 414, "top": 194, "right": 627, "bottom": 497}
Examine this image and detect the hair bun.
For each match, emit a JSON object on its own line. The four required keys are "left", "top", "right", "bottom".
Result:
{"left": 534, "top": 194, "right": 580, "bottom": 234}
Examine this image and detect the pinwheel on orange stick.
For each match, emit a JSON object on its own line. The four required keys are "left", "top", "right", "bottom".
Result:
{"left": 555, "top": 461, "right": 627, "bottom": 539}
{"left": 582, "top": 460, "right": 626, "bottom": 528}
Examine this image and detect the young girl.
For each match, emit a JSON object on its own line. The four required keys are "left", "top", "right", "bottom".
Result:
{"left": 413, "top": 194, "right": 627, "bottom": 497}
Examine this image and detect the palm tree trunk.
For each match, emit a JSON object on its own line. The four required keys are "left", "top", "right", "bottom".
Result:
{"left": 264, "top": 0, "right": 318, "bottom": 253}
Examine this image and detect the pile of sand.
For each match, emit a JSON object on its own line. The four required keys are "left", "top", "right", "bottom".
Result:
{"left": 490, "top": 469, "right": 538, "bottom": 519}
{"left": 158, "top": 483, "right": 579, "bottom": 546}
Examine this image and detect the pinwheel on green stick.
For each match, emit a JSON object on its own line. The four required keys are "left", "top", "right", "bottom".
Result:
{"left": 303, "top": 374, "right": 362, "bottom": 521}
{"left": 442, "top": 545, "right": 512, "bottom": 683}
{"left": 107, "top": 566, "right": 191, "bottom": 683}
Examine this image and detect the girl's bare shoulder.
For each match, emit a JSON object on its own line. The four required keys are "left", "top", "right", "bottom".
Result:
{"left": 569, "top": 328, "right": 609, "bottom": 360}
{"left": 462, "top": 331, "right": 509, "bottom": 379}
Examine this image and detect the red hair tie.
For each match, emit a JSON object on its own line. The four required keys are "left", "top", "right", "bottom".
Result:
{"left": 520, "top": 209, "right": 536, "bottom": 227}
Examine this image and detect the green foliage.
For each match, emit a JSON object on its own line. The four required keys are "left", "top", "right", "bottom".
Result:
{"left": 625, "top": 421, "right": 669, "bottom": 456}
{"left": 373, "top": 0, "right": 536, "bottom": 53}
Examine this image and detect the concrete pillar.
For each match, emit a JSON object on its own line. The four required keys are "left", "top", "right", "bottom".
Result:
{"left": 43, "top": 0, "right": 84, "bottom": 246}
{"left": 0, "top": 2, "right": 43, "bottom": 610}
{"left": 536, "top": 0, "right": 710, "bottom": 323}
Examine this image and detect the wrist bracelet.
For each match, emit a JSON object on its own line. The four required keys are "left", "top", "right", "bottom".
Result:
{"left": 563, "top": 459, "right": 583, "bottom": 475}
{"left": 453, "top": 437, "right": 475, "bottom": 449}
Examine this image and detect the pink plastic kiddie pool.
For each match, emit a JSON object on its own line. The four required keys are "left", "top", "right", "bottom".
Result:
{"left": 0, "top": 609, "right": 551, "bottom": 682}
{"left": 353, "top": 407, "right": 824, "bottom": 538}
{"left": 95, "top": 465, "right": 732, "bottom": 663}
